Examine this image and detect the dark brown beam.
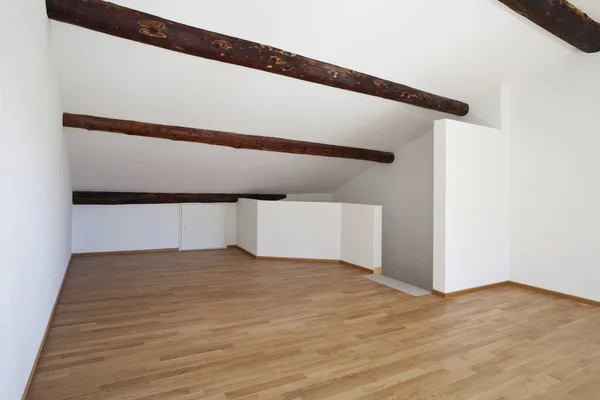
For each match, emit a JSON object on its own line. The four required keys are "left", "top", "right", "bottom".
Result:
{"left": 498, "top": 0, "right": 600, "bottom": 53}
{"left": 63, "top": 113, "right": 395, "bottom": 164}
{"left": 47, "top": 0, "right": 468, "bottom": 116}
{"left": 73, "top": 192, "right": 287, "bottom": 205}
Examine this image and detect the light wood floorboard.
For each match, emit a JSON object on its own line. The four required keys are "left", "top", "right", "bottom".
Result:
{"left": 27, "top": 249, "right": 600, "bottom": 399}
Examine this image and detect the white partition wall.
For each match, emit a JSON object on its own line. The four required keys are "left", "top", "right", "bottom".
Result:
{"left": 433, "top": 119, "right": 510, "bottom": 294}
{"left": 72, "top": 204, "right": 180, "bottom": 253}
{"left": 341, "top": 204, "right": 382, "bottom": 269}
{"left": 73, "top": 203, "right": 237, "bottom": 253}
{"left": 257, "top": 201, "right": 342, "bottom": 260}
{"left": 225, "top": 203, "right": 237, "bottom": 246}
{"left": 72, "top": 199, "right": 382, "bottom": 270}
{"left": 236, "top": 199, "right": 382, "bottom": 269}
{"left": 236, "top": 199, "right": 258, "bottom": 255}
{"left": 180, "top": 204, "right": 227, "bottom": 251}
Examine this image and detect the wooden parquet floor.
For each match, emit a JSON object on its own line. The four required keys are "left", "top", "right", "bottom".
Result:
{"left": 27, "top": 249, "right": 600, "bottom": 399}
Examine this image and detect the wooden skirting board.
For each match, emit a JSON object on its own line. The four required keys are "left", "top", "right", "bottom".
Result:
{"left": 21, "top": 255, "right": 73, "bottom": 400}
{"left": 340, "top": 260, "right": 380, "bottom": 274}
{"left": 73, "top": 248, "right": 179, "bottom": 257}
{"left": 433, "top": 281, "right": 599, "bottom": 307}
{"left": 231, "top": 245, "right": 377, "bottom": 273}
{"left": 432, "top": 281, "right": 510, "bottom": 298}
{"left": 258, "top": 255, "right": 340, "bottom": 264}
{"left": 229, "top": 245, "right": 257, "bottom": 258}
{"left": 509, "top": 281, "right": 600, "bottom": 307}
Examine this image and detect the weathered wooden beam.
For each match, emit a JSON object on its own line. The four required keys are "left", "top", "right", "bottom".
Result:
{"left": 73, "top": 192, "right": 287, "bottom": 205}
{"left": 63, "top": 113, "right": 395, "bottom": 164}
{"left": 47, "top": 0, "right": 469, "bottom": 116}
{"left": 497, "top": 0, "right": 600, "bottom": 53}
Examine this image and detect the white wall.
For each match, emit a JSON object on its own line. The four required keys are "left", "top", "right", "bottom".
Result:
{"left": 285, "top": 193, "right": 333, "bottom": 202}
{"left": 225, "top": 203, "right": 237, "bottom": 246}
{"left": 180, "top": 204, "right": 227, "bottom": 250}
{"left": 509, "top": 54, "right": 600, "bottom": 302}
{"left": 432, "top": 130, "right": 447, "bottom": 293}
{"left": 257, "top": 201, "right": 342, "bottom": 260}
{"left": 433, "top": 119, "right": 510, "bottom": 293}
{"left": 457, "top": 84, "right": 509, "bottom": 131}
{"left": 341, "top": 204, "right": 382, "bottom": 269}
{"left": 72, "top": 205, "right": 179, "bottom": 253}
{"left": 236, "top": 199, "right": 259, "bottom": 255}
{"left": 72, "top": 202, "right": 237, "bottom": 253}
{"left": 334, "top": 132, "right": 435, "bottom": 289}
{"left": 236, "top": 200, "right": 381, "bottom": 267}
{"left": 0, "top": 1, "right": 72, "bottom": 398}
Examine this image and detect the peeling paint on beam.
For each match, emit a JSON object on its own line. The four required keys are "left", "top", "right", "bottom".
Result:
{"left": 498, "top": 0, "right": 600, "bottom": 53}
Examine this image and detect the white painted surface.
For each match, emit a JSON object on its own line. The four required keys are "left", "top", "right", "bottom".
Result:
{"left": 257, "top": 201, "right": 342, "bottom": 260}
{"left": 461, "top": 85, "right": 503, "bottom": 130}
{"left": 341, "top": 204, "right": 382, "bottom": 269}
{"left": 433, "top": 120, "right": 510, "bottom": 293}
{"left": 334, "top": 133, "right": 435, "bottom": 290}
{"left": 72, "top": 205, "right": 179, "bottom": 253}
{"left": 508, "top": 54, "right": 600, "bottom": 302}
{"left": 226, "top": 203, "right": 237, "bottom": 246}
{"left": 432, "top": 131, "right": 447, "bottom": 293}
{"left": 237, "top": 200, "right": 381, "bottom": 263}
{"left": 51, "top": 0, "right": 580, "bottom": 194}
{"left": 65, "top": 129, "right": 373, "bottom": 194}
{"left": 236, "top": 199, "right": 259, "bottom": 255}
{"left": 0, "top": 1, "right": 72, "bottom": 398}
{"left": 372, "top": 208, "right": 383, "bottom": 271}
{"left": 180, "top": 204, "right": 227, "bottom": 251}
{"left": 285, "top": 193, "right": 333, "bottom": 202}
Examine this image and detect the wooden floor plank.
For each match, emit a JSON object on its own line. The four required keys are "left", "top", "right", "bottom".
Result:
{"left": 26, "top": 248, "right": 600, "bottom": 399}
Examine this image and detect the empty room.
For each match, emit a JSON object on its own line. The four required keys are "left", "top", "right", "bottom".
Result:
{"left": 2, "top": 0, "right": 600, "bottom": 399}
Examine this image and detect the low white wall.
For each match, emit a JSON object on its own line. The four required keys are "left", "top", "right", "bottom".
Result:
{"left": 225, "top": 203, "right": 237, "bottom": 246}
{"left": 73, "top": 200, "right": 381, "bottom": 268}
{"left": 433, "top": 119, "right": 510, "bottom": 293}
{"left": 180, "top": 204, "right": 227, "bottom": 251}
{"left": 235, "top": 200, "right": 381, "bottom": 268}
{"left": 257, "top": 201, "right": 342, "bottom": 260}
{"left": 73, "top": 203, "right": 237, "bottom": 253}
{"left": 236, "top": 199, "right": 258, "bottom": 255}
{"left": 72, "top": 204, "right": 180, "bottom": 253}
{"left": 341, "top": 204, "right": 382, "bottom": 269}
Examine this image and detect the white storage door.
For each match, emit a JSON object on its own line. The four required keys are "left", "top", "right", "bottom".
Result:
{"left": 180, "top": 204, "right": 227, "bottom": 251}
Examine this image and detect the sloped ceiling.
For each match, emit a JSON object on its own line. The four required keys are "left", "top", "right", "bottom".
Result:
{"left": 51, "top": 0, "right": 597, "bottom": 194}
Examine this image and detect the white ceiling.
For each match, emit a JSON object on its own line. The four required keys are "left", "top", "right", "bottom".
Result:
{"left": 51, "top": 0, "right": 597, "bottom": 194}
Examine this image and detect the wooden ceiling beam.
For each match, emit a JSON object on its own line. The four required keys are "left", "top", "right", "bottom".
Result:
{"left": 47, "top": 0, "right": 469, "bottom": 116}
{"left": 497, "top": 0, "right": 600, "bottom": 53}
{"left": 73, "top": 192, "right": 287, "bottom": 205}
{"left": 64, "top": 113, "right": 395, "bottom": 164}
